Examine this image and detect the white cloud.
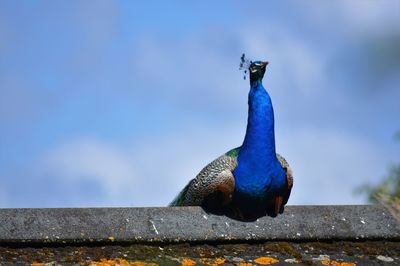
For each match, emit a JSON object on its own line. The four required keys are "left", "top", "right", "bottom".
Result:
{"left": 30, "top": 122, "right": 244, "bottom": 208}
{"left": 290, "top": 1, "right": 400, "bottom": 36}
{"left": 38, "top": 139, "right": 137, "bottom": 202}
{"left": 332, "top": 0, "right": 400, "bottom": 32}
{"left": 277, "top": 127, "right": 392, "bottom": 204}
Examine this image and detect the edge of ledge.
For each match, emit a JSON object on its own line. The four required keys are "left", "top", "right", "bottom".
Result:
{"left": 0, "top": 205, "right": 399, "bottom": 246}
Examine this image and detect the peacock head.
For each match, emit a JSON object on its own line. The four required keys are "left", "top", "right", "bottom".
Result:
{"left": 249, "top": 61, "right": 268, "bottom": 83}
{"left": 239, "top": 53, "right": 268, "bottom": 84}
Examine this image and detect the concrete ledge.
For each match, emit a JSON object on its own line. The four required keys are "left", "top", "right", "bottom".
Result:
{"left": 0, "top": 205, "right": 399, "bottom": 246}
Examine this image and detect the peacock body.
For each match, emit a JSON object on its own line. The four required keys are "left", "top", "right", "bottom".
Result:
{"left": 170, "top": 56, "right": 293, "bottom": 218}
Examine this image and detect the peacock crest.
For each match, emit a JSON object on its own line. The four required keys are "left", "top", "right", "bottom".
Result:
{"left": 239, "top": 53, "right": 252, "bottom": 80}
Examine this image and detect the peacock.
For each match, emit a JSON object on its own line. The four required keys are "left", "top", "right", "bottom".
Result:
{"left": 169, "top": 54, "right": 293, "bottom": 219}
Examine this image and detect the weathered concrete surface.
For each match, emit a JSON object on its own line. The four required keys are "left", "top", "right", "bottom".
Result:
{"left": 0, "top": 205, "right": 399, "bottom": 245}
{"left": 1, "top": 241, "right": 399, "bottom": 265}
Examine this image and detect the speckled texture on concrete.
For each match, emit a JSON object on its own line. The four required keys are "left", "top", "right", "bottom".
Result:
{"left": 1, "top": 241, "right": 399, "bottom": 265}
{"left": 0, "top": 205, "right": 399, "bottom": 245}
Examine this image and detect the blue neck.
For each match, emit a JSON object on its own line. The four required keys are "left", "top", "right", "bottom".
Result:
{"left": 233, "top": 79, "right": 283, "bottom": 197}
{"left": 242, "top": 80, "right": 276, "bottom": 159}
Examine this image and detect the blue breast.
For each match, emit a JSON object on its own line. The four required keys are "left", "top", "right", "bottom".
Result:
{"left": 233, "top": 80, "right": 286, "bottom": 200}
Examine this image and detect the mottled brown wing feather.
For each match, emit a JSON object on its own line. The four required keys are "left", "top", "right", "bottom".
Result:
{"left": 277, "top": 153, "right": 293, "bottom": 206}
{"left": 177, "top": 154, "right": 237, "bottom": 207}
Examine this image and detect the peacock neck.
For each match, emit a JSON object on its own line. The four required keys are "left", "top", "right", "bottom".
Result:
{"left": 232, "top": 78, "right": 279, "bottom": 197}
{"left": 241, "top": 79, "right": 276, "bottom": 161}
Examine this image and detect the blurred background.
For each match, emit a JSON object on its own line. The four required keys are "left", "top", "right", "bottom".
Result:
{"left": 0, "top": 1, "right": 399, "bottom": 208}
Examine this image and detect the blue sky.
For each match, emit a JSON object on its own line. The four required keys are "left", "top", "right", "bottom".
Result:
{"left": 0, "top": 1, "right": 399, "bottom": 207}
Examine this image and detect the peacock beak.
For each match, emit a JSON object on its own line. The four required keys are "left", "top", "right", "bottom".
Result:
{"left": 262, "top": 61, "right": 269, "bottom": 67}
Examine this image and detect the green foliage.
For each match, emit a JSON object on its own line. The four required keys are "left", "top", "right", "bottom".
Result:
{"left": 395, "top": 131, "right": 400, "bottom": 141}
{"left": 356, "top": 132, "right": 400, "bottom": 204}
{"left": 356, "top": 164, "right": 400, "bottom": 204}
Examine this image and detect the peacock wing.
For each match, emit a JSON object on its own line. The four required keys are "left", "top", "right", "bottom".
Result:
{"left": 169, "top": 153, "right": 237, "bottom": 208}
{"left": 276, "top": 153, "right": 293, "bottom": 206}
